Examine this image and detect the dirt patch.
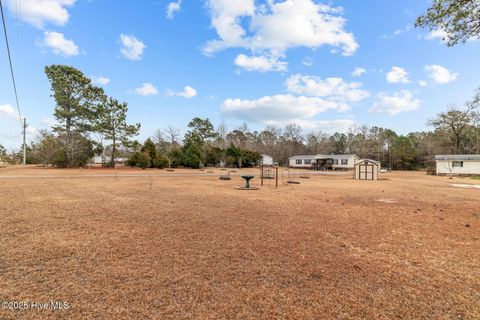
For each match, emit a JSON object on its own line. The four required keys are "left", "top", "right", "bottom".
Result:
{"left": 375, "top": 198, "right": 397, "bottom": 204}
{"left": 452, "top": 183, "right": 480, "bottom": 189}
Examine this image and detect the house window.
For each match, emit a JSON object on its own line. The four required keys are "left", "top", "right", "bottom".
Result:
{"left": 304, "top": 159, "right": 312, "bottom": 165}
{"left": 334, "top": 159, "right": 339, "bottom": 165}
{"left": 452, "top": 161, "right": 463, "bottom": 167}
{"left": 296, "top": 159, "right": 303, "bottom": 165}
{"left": 341, "top": 159, "right": 348, "bottom": 165}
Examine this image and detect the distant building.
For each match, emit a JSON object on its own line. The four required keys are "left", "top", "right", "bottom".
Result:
{"left": 261, "top": 154, "right": 274, "bottom": 166}
{"left": 289, "top": 154, "right": 359, "bottom": 170}
{"left": 434, "top": 155, "right": 480, "bottom": 176}
{"left": 91, "top": 155, "right": 128, "bottom": 166}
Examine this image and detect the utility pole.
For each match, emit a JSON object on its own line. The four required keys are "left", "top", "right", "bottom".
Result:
{"left": 23, "top": 117, "right": 26, "bottom": 165}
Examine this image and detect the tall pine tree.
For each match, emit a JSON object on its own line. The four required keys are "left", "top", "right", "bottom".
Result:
{"left": 96, "top": 98, "right": 140, "bottom": 168}
{"left": 45, "top": 65, "right": 105, "bottom": 167}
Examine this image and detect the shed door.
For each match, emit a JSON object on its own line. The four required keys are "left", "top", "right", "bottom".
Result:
{"left": 359, "top": 164, "right": 374, "bottom": 180}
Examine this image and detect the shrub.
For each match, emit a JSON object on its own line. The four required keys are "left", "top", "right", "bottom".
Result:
{"left": 154, "top": 153, "right": 169, "bottom": 169}
{"left": 127, "top": 152, "right": 140, "bottom": 167}
{"left": 136, "top": 151, "right": 151, "bottom": 169}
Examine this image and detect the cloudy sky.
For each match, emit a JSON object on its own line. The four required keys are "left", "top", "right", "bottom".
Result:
{"left": 0, "top": 0, "right": 479, "bottom": 149}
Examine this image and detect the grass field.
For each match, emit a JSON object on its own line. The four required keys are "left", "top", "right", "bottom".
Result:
{"left": 0, "top": 166, "right": 479, "bottom": 319}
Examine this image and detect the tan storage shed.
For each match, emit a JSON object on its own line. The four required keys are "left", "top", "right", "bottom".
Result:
{"left": 354, "top": 159, "right": 380, "bottom": 180}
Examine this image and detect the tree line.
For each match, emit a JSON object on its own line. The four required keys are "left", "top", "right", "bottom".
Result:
{"left": 0, "top": 65, "right": 479, "bottom": 170}
{"left": 1, "top": 65, "right": 140, "bottom": 168}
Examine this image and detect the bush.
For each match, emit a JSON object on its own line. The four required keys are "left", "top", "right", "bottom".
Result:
{"left": 127, "top": 152, "right": 140, "bottom": 167}
{"left": 167, "top": 148, "right": 183, "bottom": 168}
{"left": 154, "top": 153, "right": 169, "bottom": 169}
{"left": 241, "top": 149, "right": 261, "bottom": 167}
{"left": 182, "top": 144, "right": 202, "bottom": 168}
{"left": 136, "top": 151, "right": 151, "bottom": 169}
{"left": 141, "top": 138, "right": 157, "bottom": 168}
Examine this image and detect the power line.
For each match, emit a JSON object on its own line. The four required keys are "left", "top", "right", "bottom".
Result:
{"left": 0, "top": 0, "right": 26, "bottom": 165}
{"left": 0, "top": 0, "right": 22, "bottom": 127}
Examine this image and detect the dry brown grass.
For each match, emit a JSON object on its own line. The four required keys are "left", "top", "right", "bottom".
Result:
{"left": 0, "top": 167, "right": 479, "bottom": 319}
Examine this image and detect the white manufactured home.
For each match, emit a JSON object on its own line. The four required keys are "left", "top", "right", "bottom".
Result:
{"left": 434, "top": 155, "right": 480, "bottom": 176}
{"left": 289, "top": 154, "right": 359, "bottom": 170}
{"left": 91, "top": 155, "right": 128, "bottom": 166}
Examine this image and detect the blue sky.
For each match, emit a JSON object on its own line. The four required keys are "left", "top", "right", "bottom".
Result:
{"left": 0, "top": 0, "right": 479, "bottom": 149}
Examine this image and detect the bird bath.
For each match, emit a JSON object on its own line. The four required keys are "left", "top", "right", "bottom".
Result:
{"left": 235, "top": 175, "right": 259, "bottom": 190}
{"left": 241, "top": 175, "right": 254, "bottom": 188}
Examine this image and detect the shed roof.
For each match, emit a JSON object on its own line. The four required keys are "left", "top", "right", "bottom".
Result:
{"left": 434, "top": 155, "right": 480, "bottom": 161}
{"left": 355, "top": 159, "right": 380, "bottom": 166}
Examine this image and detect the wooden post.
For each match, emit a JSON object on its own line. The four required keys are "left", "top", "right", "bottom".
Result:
{"left": 261, "top": 165, "right": 264, "bottom": 186}
{"left": 275, "top": 166, "right": 278, "bottom": 188}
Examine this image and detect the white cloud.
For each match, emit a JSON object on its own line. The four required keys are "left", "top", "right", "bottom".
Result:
{"left": 382, "top": 25, "right": 412, "bottom": 39}
{"left": 0, "top": 104, "right": 18, "bottom": 120}
{"left": 302, "top": 57, "right": 314, "bottom": 66}
{"left": 286, "top": 119, "right": 355, "bottom": 133}
{"left": 352, "top": 67, "right": 366, "bottom": 77}
{"left": 369, "top": 90, "right": 421, "bottom": 115}
{"left": 204, "top": 0, "right": 358, "bottom": 68}
{"left": 222, "top": 94, "right": 349, "bottom": 125}
{"left": 135, "top": 83, "right": 159, "bottom": 96}
{"left": 285, "top": 74, "right": 369, "bottom": 102}
{"left": 425, "top": 64, "right": 458, "bottom": 84}
{"left": 234, "top": 54, "right": 287, "bottom": 72}
{"left": 120, "top": 34, "right": 146, "bottom": 61}
{"left": 423, "top": 29, "right": 478, "bottom": 44}
{"left": 386, "top": 66, "right": 410, "bottom": 84}
{"left": 26, "top": 125, "right": 39, "bottom": 137}
{"left": 166, "top": 0, "right": 182, "bottom": 19}
{"left": 203, "top": 0, "right": 254, "bottom": 55}
{"left": 167, "top": 86, "right": 198, "bottom": 99}
{"left": 40, "top": 31, "right": 79, "bottom": 56}
{"left": 424, "top": 29, "right": 449, "bottom": 43}
{"left": 5, "top": 0, "right": 76, "bottom": 29}
{"left": 40, "top": 116, "right": 58, "bottom": 127}
{"left": 418, "top": 80, "right": 428, "bottom": 87}
{"left": 91, "top": 76, "right": 110, "bottom": 86}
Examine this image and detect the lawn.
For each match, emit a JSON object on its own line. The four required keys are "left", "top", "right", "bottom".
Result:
{"left": 0, "top": 167, "right": 479, "bottom": 319}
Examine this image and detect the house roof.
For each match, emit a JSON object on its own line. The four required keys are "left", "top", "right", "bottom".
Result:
{"left": 289, "top": 154, "right": 358, "bottom": 160}
{"left": 289, "top": 155, "right": 318, "bottom": 160}
{"left": 434, "top": 155, "right": 480, "bottom": 161}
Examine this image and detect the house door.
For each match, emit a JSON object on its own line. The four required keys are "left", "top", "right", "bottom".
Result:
{"left": 359, "top": 164, "right": 374, "bottom": 180}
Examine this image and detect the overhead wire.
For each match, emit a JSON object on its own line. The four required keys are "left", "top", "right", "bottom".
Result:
{"left": 0, "top": 0, "right": 23, "bottom": 129}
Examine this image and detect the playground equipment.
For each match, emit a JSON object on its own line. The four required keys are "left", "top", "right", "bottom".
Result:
{"left": 260, "top": 165, "right": 279, "bottom": 188}
{"left": 286, "top": 168, "right": 301, "bottom": 184}
{"left": 261, "top": 165, "right": 275, "bottom": 179}
{"left": 219, "top": 170, "right": 232, "bottom": 180}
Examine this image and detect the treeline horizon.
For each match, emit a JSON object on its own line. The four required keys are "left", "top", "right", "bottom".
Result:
{"left": 0, "top": 65, "right": 479, "bottom": 170}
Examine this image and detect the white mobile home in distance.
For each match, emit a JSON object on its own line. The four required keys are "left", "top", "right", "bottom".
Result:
{"left": 289, "top": 154, "right": 359, "bottom": 170}
{"left": 434, "top": 155, "right": 480, "bottom": 176}
{"left": 261, "top": 154, "right": 274, "bottom": 166}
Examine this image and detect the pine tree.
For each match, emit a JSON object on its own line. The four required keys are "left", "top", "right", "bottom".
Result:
{"left": 141, "top": 138, "right": 158, "bottom": 168}
{"left": 96, "top": 98, "right": 140, "bottom": 168}
{"left": 45, "top": 65, "right": 104, "bottom": 167}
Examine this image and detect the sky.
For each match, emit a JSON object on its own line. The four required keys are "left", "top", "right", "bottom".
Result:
{"left": 0, "top": 0, "right": 479, "bottom": 150}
